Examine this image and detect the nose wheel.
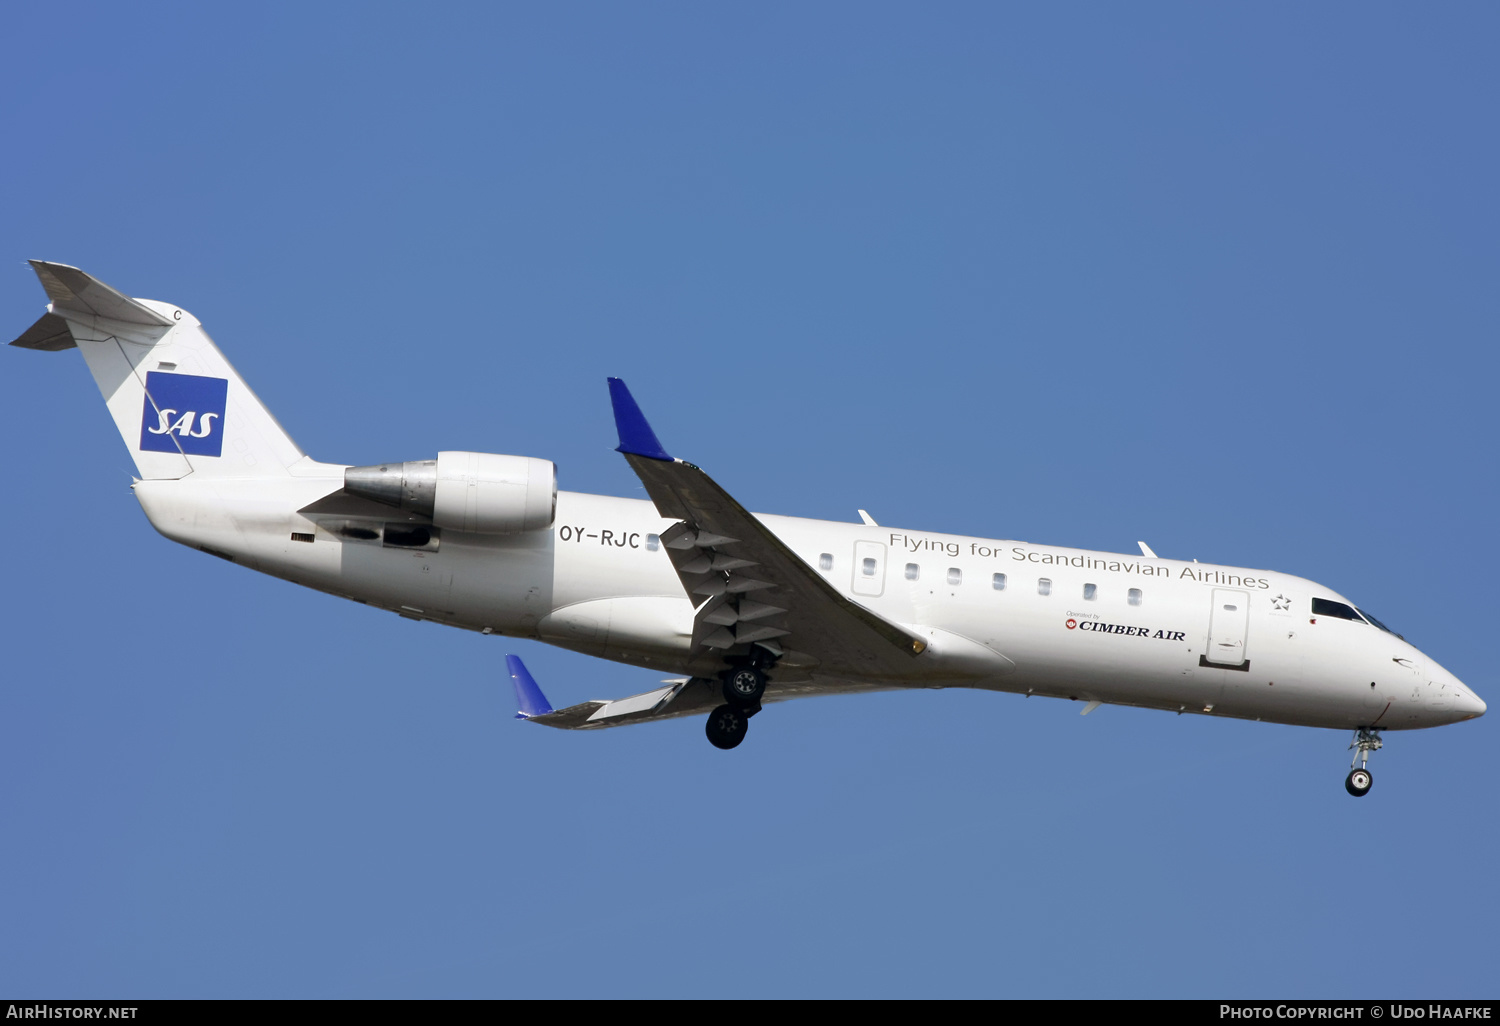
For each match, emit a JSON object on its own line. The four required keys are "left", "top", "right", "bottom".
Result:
{"left": 1345, "top": 729, "right": 1382, "bottom": 797}
{"left": 1345, "top": 768, "right": 1373, "bottom": 796}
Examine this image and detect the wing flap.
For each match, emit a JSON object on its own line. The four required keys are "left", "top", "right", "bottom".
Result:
{"left": 607, "top": 378, "right": 928, "bottom": 683}
{"left": 628, "top": 451, "right": 924, "bottom": 677}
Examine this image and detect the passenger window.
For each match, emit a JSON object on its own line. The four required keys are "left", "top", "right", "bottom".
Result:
{"left": 1223, "top": 604, "right": 1237, "bottom": 612}
{"left": 992, "top": 573, "right": 1007, "bottom": 590}
{"left": 646, "top": 533, "right": 660, "bottom": 552}
{"left": 1083, "top": 583, "right": 1097, "bottom": 601}
{"left": 819, "top": 553, "right": 833, "bottom": 571}
{"left": 1038, "top": 578, "right": 1052, "bottom": 596}
{"left": 1128, "top": 588, "right": 1142, "bottom": 606}
{"left": 947, "top": 568, "right": 962, "bottom": 586}
{"left": 905, "top": 563, "right": 920, "bottom": 581}
{"left": 861, "top": 557, "right": 877, "bottom": 577}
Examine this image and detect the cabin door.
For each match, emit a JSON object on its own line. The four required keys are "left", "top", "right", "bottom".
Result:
{"left": 851, "top": 540, "right": 887, "bottom": 597}
{"left": 1205, "top": 589, "right": 1250, "bottom": 668}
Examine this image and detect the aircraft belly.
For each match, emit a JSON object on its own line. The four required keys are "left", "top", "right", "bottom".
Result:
{"left": 988, "top": 604, "right": 1201, "bottom": 702}
{"left": 1209, "top": 622, "right": 1367, "bottom": 728}
{"left": 973, "top": 594, "right": 1350, "bottom": 727}
{"left": 537, "top": 596, "right": 694, "bottom": 661}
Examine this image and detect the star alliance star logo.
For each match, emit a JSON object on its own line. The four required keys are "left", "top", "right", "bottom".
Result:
{"left": 1271, "top": 594, "right": 1291, "bottom": 611}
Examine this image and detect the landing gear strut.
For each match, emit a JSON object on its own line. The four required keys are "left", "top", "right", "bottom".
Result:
{"left": 1345, "top": 728, "right": 1382, "bottom": 797}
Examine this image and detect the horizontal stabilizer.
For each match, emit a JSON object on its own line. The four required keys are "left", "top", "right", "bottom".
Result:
{"left": 10, "top": 312, "right": 76, "bottom": 351}
{"left": 28, "top": 260, "right": 174, "bottom": 327}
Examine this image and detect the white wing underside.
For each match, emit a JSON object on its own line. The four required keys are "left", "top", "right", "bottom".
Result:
{"left": 525, "top": 676, "right": 895, "bottom": 731}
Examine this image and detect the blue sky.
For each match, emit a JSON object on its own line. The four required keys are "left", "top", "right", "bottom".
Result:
{"left": 2, "top": 2, "right": 1496, "bottom": 997}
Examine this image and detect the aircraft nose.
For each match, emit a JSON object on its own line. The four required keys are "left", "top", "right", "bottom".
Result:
{"left": 1455, "top": 686, "right": 1486, "bottom": 720}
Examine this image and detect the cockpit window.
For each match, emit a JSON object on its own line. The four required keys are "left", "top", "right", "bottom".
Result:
{"left": 1356, "top": 608, "right": 1404, "bottom": 640}
{"left": 1311, "top": 598, "right": 1363, "bottom": 622}
{"left": 1311, "top": 598, "right": 1405, "bottom": 639}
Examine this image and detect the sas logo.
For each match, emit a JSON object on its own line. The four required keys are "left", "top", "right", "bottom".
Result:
{"left": 139, "top": 372, "right": 228, "bottom": 457}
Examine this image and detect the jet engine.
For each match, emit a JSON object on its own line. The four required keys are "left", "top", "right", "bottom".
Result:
{"left": 343, "top": 451, "right": 556, "bottom": 534}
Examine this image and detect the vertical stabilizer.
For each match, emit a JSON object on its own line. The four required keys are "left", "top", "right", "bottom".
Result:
{"left": 12, "top": 261, "right": 306, "bottom": 480}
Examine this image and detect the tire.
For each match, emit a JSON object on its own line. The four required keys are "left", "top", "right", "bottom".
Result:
{"left": 722, "top": 666, "right": 766, "bottom": 707}
{"left": 1345, "top": 769, "right": 1373, "bottom": 797}
{"left": 705, "top": 705, "right": 748, "bottom": 750}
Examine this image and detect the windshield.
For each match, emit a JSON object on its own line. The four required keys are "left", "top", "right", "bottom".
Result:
{"left": 1312, "top": 598, "right": 1406, "bottom": 640}
{"left": 1356, "top": 607, "right": 1404, "bottom": 640}
{"left": 1312, "top": 597, "right": 1362, "bottom": 622}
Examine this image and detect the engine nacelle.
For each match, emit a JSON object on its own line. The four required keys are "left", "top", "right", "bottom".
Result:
{"left": 343, "top": 451, "right": 557, "bottom": 534}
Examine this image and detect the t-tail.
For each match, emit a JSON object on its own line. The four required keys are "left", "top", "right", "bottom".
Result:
{"left": 10, "top": 261, "right": 305, "bottom": 479}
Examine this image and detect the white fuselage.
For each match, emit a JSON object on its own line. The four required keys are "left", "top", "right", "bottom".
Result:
{"left": 132, "top": 462, "right": 1484, "bottom": 732}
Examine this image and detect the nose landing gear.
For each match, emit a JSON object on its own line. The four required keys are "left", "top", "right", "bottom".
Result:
{"left": 1345, "top": 728, "right": 1382, "bottom": 797}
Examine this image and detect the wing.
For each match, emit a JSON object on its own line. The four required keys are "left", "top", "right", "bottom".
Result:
{"left": 507, "top": 655, "right": 872, "bottom": 731}
{"left": 607, "top": 378, "right": 927, "bottom": 685}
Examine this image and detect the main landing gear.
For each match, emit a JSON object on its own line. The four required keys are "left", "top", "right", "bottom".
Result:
{"left": 704, "top": 659, "right": 770, "bottom": 750}
{"left": 706, "top": 703, "right": 754, "bottom": 749}
{"left": 723, "top": 664, "right": 767, "bottom": 706}
{"left": 1345, "top": 728, "right": 1382, "bottom": 797}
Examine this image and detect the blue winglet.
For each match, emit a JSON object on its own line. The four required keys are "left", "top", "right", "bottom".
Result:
{"left": 507, "top": 654, "right": 554, "bottom": 720}
{"left": 608, "top": 377, "right": 674, "bottom": 462}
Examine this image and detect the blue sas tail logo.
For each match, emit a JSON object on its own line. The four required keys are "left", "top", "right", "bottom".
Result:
{"left": 140, "top": 372, "right": 229, "bottom": 457}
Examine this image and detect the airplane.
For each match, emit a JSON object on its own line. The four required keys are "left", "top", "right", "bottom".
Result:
{"left": 10, "top": 261, "right": 1485, "bottom": 796}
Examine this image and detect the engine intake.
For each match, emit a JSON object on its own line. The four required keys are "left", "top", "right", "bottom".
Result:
{"left": 344, "top": 451, "right": 556, "bottom": 534}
